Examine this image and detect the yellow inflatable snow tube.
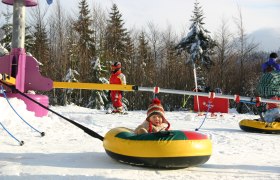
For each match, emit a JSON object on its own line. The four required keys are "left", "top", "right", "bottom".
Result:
{"left": 239, "top": 119, "right": 280, "bottom": 134}
{"left": 103, "top": 127, "right": 212, "bottom": 169}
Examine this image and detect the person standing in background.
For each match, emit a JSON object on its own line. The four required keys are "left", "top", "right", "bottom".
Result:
{"left": 109, "top": 62, "right": 126, "bottom": 113}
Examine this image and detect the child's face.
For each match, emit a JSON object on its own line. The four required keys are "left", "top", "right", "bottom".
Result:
{"left": 149, "top": 114, "right": 163, "bottom": 126}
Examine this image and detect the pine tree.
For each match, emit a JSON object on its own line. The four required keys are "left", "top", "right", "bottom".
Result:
{"left": 87, "top": 57, "right": 109, "bottom": 110}
{"left": 103, "top": 3, "right": 129, "bottom": 64}
{"left": 0, "top": 7, "right": 13, "bottom": 51}
{"left": 131, "top": 31, "right": 153, "bottom": 109}
{"left": 58, "top": 34, "right": 80, "bottom": 106}
{"left": 175, "top": 0, "right": 216, "bottom": 113}
{"left": 176, "top": 0, "right": 216, "bottom": 68}
{"left": 72, "top": 0, "right": 96, "bottom": 106}
{"left": 30, "top": 22, "right": 50, "bottom": 75}
{"left": 176, "top": 0, "right": 216, "bottom": 89}
{"left": 73, "top": 0, "right": 96, "bottom": 81}
{"left": 136, "top": 32, "right": 153, "bottom": 86}
{"left": 63, "top": 68, "right": 80, "bottom": 105}
{"left": 122, "top": 33, "right": 134, "bottom": 71}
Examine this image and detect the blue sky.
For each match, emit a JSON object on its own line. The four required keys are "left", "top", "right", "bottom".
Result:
{"left": 0, "top": 0, "right": 279, "bottom": 34}
{"left": 54, "top": 0, "right": 280, "bottom": 35}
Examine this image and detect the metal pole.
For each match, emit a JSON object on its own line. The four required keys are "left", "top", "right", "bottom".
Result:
{"left": 193, "top": 63, "right": 201, "bottom": 112}
{"left": 138, "top": 86, "right": 280, "bottom": 104}
{"left": 4, "top": 74, "right": 279, "bottom": 105}
{"left": 12, "top": 0, "right": 25, "bottom": 48}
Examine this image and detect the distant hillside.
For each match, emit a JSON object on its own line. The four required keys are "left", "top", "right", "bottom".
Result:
{"left": 249, "top": 27, "right": 280, "bottom": 52}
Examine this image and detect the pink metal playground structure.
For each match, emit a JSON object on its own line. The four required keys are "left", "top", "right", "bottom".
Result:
{"left": 0, "top": 0, "right": 53, "bottom": 117}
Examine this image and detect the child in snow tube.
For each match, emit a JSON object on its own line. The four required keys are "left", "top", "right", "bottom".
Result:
{"left": 104, "top": 98, "right": 212, "bottom": 168}
{"left": 134, "top": 98, "right": 170, "bottom": 135}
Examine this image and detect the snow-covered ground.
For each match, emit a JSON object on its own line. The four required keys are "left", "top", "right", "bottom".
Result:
{"left": 0, "top": 97, "right": 279, "bottom": 180}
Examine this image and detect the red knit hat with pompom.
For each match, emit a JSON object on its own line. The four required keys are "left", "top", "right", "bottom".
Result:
{"left": 146, "top": 98, "right": 170, "bottom": 132}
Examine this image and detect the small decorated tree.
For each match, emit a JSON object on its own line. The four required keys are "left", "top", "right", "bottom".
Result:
{"left": 176, "top": 0, "right": 216, "bottom": 111}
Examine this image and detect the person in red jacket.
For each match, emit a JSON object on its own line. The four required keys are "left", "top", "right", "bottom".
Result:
{"left": 109, "top": 62, "right": 126, "bottom": 113}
